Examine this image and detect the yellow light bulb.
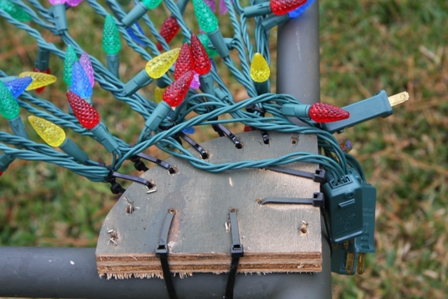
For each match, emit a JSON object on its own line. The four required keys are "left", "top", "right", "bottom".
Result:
{"left": 145, "top": 48, "right": 180, "bottom": 79}
{"left": 28, "top": 115, "right": 66, "bottom": 147}
{"left": 250, "top": 53, "right": 270, "bottom": 83}
{"left": 154, "top": 86, "right": 166, "bottom": 104}
{"left": 18, "top": 72, "right": 57, "bottom": 90}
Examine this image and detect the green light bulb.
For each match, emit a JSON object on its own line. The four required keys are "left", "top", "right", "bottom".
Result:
{"left": 0, "top": 81, "right": 20, "bottom": 120}
{"left": 102, "top": 15, "right": 122, "bottom": 55}
{"left": 0, "top": 0, "right": 32, "bottom": 22}
{"left": 197, "top": 34, "right": 218, "bottom": 58}
{"left": 63, "top": 45, "right": 78, "bottom": 86}
{"left": 192, "top": 0, "right": 218, "bottom": 33}
{"left": 142, "top": 0, "right": 163, "bottom": 9}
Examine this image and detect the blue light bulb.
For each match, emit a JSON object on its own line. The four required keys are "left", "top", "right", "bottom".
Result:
{"left": 4, "top": 76, "right": 32, "bottom": 99}
{"left": 126, "top": 23, "right": 146, "bottom": 46}
{"left": 71, "top": 61, "right": 92, "bottom": 98}
{"left": 288, "top": 0, "right": 313, "bottom": 19}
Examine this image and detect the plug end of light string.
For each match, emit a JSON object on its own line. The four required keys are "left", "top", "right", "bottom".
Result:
{"left": 281, "top": 102, "right": 350, "bottom": 123}
{"left": 49, "top": 0, "right": 68, "bottom": 33}
{"left": 243, "top": 0, "right": 307, "bottom": 18}
{"left": 250, "top": 53, "right": 271, "bottom": 95}
{"left": 123, "top": 48, "right": 180, "bottom": 96}
{"left": 28, "top": 115, "right": 90, "bottom": 163}
{"left": 121, "top": 0, "right": 163, "bottom": 28}
{"left": 66, "top": 91, "right": 119, "bottom": 153}
{"left": 144, "top": 70, "right": 194, "bottom": 133}
{"left": 18, "top": 72, "right": 57, "bottom": 91}
{"left": 102, "top": 15, "right": 121, "bottom": 78}
{"left": 0, "top": 81, "right": 29, "bottom": 139}
{"left": 320, "top": 90, "right": 409, "bottom": 133}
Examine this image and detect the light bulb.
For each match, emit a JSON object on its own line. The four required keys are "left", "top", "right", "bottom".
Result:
{"left": 288, "top": 0, "right": 313, "bottom": 18}
{"left": 28, "top": 115, "right": 66, "bottom": 147}
{"left": 102, "top": 15, "right": 121, "bottom": 55}
{"left": 0, "top": 81, "right": 20, "bottom": 120}
{"left": 145, "top": 48, "right": 180, "bottom": 79}
{"left": 18, "top": 71, "right": 57, "bottom": 90}
{"left": 64, "top": 46, "right": 78, "bottom": 86}
{"left": 4, "top": 77, "right": 32, "bottom": 98}
{"left": 190, "top": 72, "right": 201, "bottom": 89}
{"left": 270, "top": 0, "right": 307, "bottom": 16}
{"left": 192, "top": 0, "right": 219, "bottom": 33}
{"left": 219, "top": 0, "right": 228, "bottom": 15}
{"left": 174, "top": 43, "right": 193, "bottom": 80}
{"left": 250, "top": 53, "right": 270, "bottom": 83}
{"left": 190, "top": 34, "right": 211, "bottom": 75}
{"left": 142, "top": 0, "right": 163, "bottom": 9}
{"left": 79, "top": 52, "right": 95, "bottom": 88}
{"left": 154, "top": 86, "right": 166, "bottom": 104}
{"left": 32, "top": 67, "right": 51, "bottom": 93}
{"left": 0, "top": 0, "right": 32, "bottom": 22}
{"left": 163, "top": 70, "right": 194, "bottom": 107}
{"left": 66, "top": 0, "right": 82, "bottom": 6}
{"left": 66, "top": 91, "right": 100, "bottom": 129}
{"left": 203, "top": 0, "right": 216, "bottom": 12}
{"left": 197, "top": 34, "right": 218, "bottom": 58}
{"left": 71, "top": 61, "right": 92, "bottom": 98}
{"left": 157, "top": 16, "right": 180, "bottom": 51}
{"left": 49, "top": 0, "right": 66, "bottom": 4}
{"left": 308, "top": 103, "right": 349, "bottom": 123}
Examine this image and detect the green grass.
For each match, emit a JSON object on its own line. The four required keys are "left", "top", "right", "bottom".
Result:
{"left": 1, "top": 0, "right": 448, "bottom": 298}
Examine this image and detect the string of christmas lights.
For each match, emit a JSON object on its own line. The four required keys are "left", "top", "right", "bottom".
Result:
{"left": 1, "top": 0, "right": 409, "bottom": 275}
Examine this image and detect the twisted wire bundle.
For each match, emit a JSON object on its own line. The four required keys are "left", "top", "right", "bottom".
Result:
{"left": 0, "top": 0, "right": 365, "bottom": 185}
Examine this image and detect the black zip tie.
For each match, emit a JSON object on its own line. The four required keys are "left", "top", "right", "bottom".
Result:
{"left": 156, "top": 209, "right": 178, "bottom": 299}
{"left": 135, "top": 153, "right": 177, "bottom": 174}
{"left": 103, "top": 165, "right": 154, "bottom": 192}
{"left": 264, "top": 166, "right": 326, "bottom": 183}
{"left": 224, "top": 209, "right": 244, "bottom": 299}
{"left": 246, "top": 104, "right": 270, "bottom": 144}
{"left": 129, "top": 155, "right": 149, "bottom": 172}
{"left": 177, "top": 131, "right": 209, "bottom": 159}
{"left": 261, "top": 192, "right": 324, "bottom": 207}
{"left": 212, "top": 124, "right": 242, "bottom": 149}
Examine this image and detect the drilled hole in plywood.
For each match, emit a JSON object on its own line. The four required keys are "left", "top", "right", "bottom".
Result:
{"left": 291, "top": 136, "right": 299, "bottom": 145}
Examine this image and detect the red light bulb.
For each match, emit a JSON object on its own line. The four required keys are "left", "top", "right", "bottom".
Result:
{"left": 66, "top": 91, "right": 100, "bottom": 129}
{"left": 190, "top": 34, "right": 211, "bottom": 75}
{"left": 174, "top": 43, "right": 193, "bottom": 80}
{"left": 157, "top": 16, "right": 180, "bottom": 51}
{"left": 32, "top": 66, "right": 51, "bottom": 93}
{"left": 0, "top": 170, "right": 3, "bottom": 177}
{"left": 270, "top": 0, "right": 307, "bottom": 16}
{"left": 308, "top": 103, "right": 350, "bottom": 123}
{"left": 163, "top": 70, "right": 194, "bottom": 107}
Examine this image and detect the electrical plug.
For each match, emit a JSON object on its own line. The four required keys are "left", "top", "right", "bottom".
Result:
{"left": 321, "top": 90, "right": 409, "bottom": 133}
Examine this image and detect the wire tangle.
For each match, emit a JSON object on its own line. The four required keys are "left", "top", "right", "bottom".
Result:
{"left": 0, "top": 0, "right": 359, "bottom": 188}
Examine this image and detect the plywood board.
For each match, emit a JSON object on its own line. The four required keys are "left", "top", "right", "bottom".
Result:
{"left": 96, "top": 131, "right": 322, "bottom": 279}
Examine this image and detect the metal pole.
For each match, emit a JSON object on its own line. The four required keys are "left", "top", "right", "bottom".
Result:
{"left": 277, "top": 0, "right": 320, "bottom": 105}
{"left": 277, "top": 1, "right": 332, "bottom": 298}
{"left": 0, "top": 245, "right": 330, "bottom": 298}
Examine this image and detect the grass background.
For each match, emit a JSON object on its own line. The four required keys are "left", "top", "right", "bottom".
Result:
{"left": 1, "top": 0, "right": 447, "bottom": 298}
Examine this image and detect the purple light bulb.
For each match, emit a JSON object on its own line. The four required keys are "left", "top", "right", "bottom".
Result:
{"left": 66, "top": 0, "right": 83, "bottom": 6}
{"left": 49, "top": 0, "right": 66, "bottom": 5}
{"left": 79, "top": 52, "right": 95, "bottom": 88}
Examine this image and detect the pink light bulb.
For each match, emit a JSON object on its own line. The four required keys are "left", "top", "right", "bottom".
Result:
{"left": 49, "top": 0, "right": 67, "bottom": 5}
